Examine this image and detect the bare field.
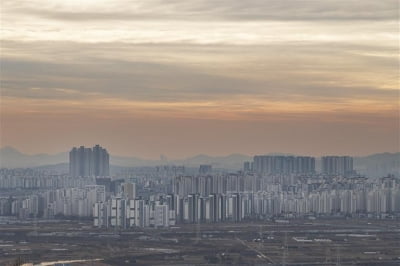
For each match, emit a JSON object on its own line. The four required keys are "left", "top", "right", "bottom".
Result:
{"left": 1, "top": 218, "right": 399, "bottom": 265}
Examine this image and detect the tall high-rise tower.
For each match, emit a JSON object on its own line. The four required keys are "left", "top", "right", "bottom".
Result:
{"left": 321, "top": 156, "right": 353, "bottom": 176}
{"left": 69, "top": 145, "right": 110, "bottom": 177}
{"left": 92, "top": 144, "right": 110, "bottom": 177}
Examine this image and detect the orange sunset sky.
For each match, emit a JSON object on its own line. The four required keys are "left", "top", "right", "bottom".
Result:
{"left": 0, "top": 0, "right": 399, "bottom": 158}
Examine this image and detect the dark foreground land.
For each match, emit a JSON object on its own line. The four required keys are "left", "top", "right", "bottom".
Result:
{"left": 1, "top": 218, "right": 399, "bottom": 265}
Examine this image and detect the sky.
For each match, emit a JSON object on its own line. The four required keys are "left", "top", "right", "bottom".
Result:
{"left": 0, "top": 0, "right": 399, "bottom": 158}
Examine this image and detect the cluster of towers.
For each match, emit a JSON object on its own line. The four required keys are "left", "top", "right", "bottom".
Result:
{"left": 253, "top": 156, "right": 316, "bottom": 175}
{"left": 321, "top": 156, "right": 354, "bottom": 176}
{"left": 69, "top": 145, "right": 110, "bottom": 177}
{"left": 247, "top": 155, "right": 354, "bottom": 177}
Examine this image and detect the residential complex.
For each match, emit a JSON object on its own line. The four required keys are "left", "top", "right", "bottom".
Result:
{"left": 69, "top": 145, "right": 110, "bottom": 177}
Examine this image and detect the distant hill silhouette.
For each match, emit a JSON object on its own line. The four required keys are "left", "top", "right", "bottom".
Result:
{"left": 0, "top": 146, "right": 398, "bottom": 177}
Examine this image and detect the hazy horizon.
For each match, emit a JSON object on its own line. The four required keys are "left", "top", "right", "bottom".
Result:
{"left": 1, "top": 144, "right": 399, "bottom": 161}
{"left": 1, "top": 0, "right": 399, "bottom": 158}
{"left": 1, "top": 2, "right": 399, "bottom": 266}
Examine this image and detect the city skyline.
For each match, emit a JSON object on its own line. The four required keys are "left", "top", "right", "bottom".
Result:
{"left": 1, "top": 1, "right": 399, "bottom": 265}
{"left": 1, "top": 144, "right": 397, "bottom": 160}
{"left": 1, "top": 0, "right": 399, "bottom": 158}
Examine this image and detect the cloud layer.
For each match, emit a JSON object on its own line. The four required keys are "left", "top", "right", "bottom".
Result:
{"left": 1, "top": 0, "right": 399, "bottom": 157}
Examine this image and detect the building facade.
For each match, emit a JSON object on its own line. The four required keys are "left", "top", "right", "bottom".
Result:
{"left": 322, "top": 156, "right": 354, "bottom": 176}
{"left": 69, "top": 145, "right": 110, "bottom": 177}
{"left": 253, "top": 155, "right": 315, "bottom": 175}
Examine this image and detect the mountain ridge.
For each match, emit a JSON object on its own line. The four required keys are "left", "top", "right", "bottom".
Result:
{"left": 0, "top": 146, "right": 399, "bottom": 177}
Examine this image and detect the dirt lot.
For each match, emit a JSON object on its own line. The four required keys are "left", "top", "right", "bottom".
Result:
{"left": 1, "top": 218, "right": 399, "bottom": 265}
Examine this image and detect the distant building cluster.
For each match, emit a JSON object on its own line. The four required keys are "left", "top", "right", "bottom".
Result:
{"left": 91, "top": 176, "right": 400, "bottom": 229}
{"left": 2, "top": 175, "right": 399, "bottom": 226}
{"left": 252, "top": 156, "right": 316, "bottom": 175}
{"left": 0, "top": 185, "right": 105, "bottom": 219}
{"left": 0, "top": 169, "right": 92, "bottom": 189}
{"left": 246, "top": 155, "right": 354, "bottom": 177}
{"left": 173, "top": 174, "right": 269, "bottom": 197}
{"left": 322, "top": 156, "right": 354, "bottom": 176}
{"left": 94, "top": 195, "right": 175, "bottom": 228}
{"left": 69, "top": 145, "right": 110, "bottom": 177}
{"left": 1, "top": 148, "right": 399, "bottom": 229}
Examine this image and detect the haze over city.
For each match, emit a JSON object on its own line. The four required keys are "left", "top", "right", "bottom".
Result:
{"left": 1, "top": 1, "right": 400, "bottom": 266}
{"left": 1, "top": 0, "right": 399, "bottom": 158}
